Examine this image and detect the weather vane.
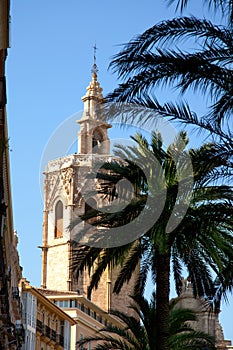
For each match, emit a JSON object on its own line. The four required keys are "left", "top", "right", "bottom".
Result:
{"left": 92, "top": 43, "right": 98, "bottom": 75}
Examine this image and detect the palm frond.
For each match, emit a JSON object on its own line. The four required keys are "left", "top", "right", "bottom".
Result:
{"left": 166, "top": 0, "right": 233, "bottom": 24}
{"left": 109, "top": 17, "right": 231, "bottom": 75}
{"left": 113, "top": 240, "right": 142, "bottom": 294}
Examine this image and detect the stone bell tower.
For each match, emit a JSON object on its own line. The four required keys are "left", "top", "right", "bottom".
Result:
{"left": 40, "top": 59, "right": 137, "bottom": 313}
{"left": 77, "top": 60, "right": 111, "bottom": 155}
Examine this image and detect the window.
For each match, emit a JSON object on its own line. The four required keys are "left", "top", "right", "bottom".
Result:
{"left": 80, "top": 333, "right": 84, "bottom": 350}
{"left": 54, "top": 200, "right": 63, "bottom": 238}
{"left": 92, "top": 129, "right": 103, "bottom": 154}
{"left": 60, "top": 320, "right": 64, "bottom": 336}
{"left": 85, "top": 198, "right": 97, "bottom": 226}
{"left": 58, "top": 300, "right": 63, "bottom": 307}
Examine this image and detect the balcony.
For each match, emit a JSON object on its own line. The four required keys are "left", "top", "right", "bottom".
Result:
{"left": 0, "top": 77, "right": 6, "bottom": 109}
{"left": 0, "top": 294, "right": 10, "bottom": 322}
{"left": 47, "top": 153, "right": 117, "bottom": 172}
{"left": 37, "top": 322, "right": 62, "bottom": 346}
{"left": 51, "top": 330, "right": 57, "bottom": 342}
{"left": 58, "top": 334, "right": 64, "bottom": 346}
{"left": 15, "top": 324, "right": 25, "bottom": 344}
{"left": 12, "top": 287, "right": 19, "bottom": 300}
{"left": 36, "top": 319, "right": 43, "bottom": 334}
{"left": 45, "top": 325, "right": 50, "bottom": 338}
{"left": 11, "top": 287, "right": 21, "bottom": 318}
{"left": 36, "top": 320, "right": 64, "bottom": 347}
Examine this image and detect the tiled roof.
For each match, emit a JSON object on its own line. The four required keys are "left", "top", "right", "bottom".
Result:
{"left": 36, "top": 288, "right": 81, "bottom": 296}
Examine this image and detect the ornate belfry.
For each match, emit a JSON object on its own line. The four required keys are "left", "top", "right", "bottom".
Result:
{"left": 77, "top": 58, "right": 111, "bottom": 156}
{"left": 40, "top": 60, "right": 137, "bottom": 313}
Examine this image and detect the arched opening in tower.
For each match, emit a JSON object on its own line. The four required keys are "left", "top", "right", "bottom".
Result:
{"left": 92, "top": 129, "right": 104, "bottom": 154}
{"left": 54, "top": 200, "right": 63, "bottom": 238}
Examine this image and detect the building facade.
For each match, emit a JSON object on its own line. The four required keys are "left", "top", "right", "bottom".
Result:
{"left": 0, "top": 1, "right": 24, "bottom": 349}
{"left": 37, "top": 288, "right": 123, "bottom": 350}
{"left": 19, "top": 279, "right": 76, "bottom": 350}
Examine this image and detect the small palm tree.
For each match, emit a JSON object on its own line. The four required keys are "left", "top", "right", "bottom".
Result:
{"left": 76, "top": 293, "right": 216, "bottom": 350}
{"left": 71, "top": 131, "right": 233, "bottom": 350}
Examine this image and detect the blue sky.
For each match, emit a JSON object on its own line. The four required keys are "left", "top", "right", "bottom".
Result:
{"left": 6, "top": 0, "right": 233, "bottom": 342}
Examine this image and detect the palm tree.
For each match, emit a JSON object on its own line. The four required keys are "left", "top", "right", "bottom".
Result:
{"left": 71, "top": 131, "right": 233, "bottom": 350}
{"left": 101, "top": 3, "right": 233, "bottom": 310}
{"left": 98, "top": 0, "right": 233, "bottom": 315}
{"left": 104, "top": 13, "right": 232, "bottom": 143}
{"left": 76, "top": 293, "right": 216, "bottom": 350}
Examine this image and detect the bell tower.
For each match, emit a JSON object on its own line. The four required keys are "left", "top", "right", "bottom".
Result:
{"left": 40, "top": 57, "right": 137, "bottom": 314}
{"left": 77, "top": 58, "right": 111, "bottom": 155}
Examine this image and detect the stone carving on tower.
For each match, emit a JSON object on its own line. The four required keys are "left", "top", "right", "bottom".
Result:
{"left": 40, "top": 59, "right": 137, "bottom": 315}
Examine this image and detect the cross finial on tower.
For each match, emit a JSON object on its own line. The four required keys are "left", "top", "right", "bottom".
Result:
{"left": 92, "top": 43, "right": 98, "bottom": 75}
{"left": 94, "top": 43, "right": 97, "bottom": 65}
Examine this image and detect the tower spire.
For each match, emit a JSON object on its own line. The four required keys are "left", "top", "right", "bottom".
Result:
{"left": 77, "top": 47, "right": 111, "bottom": 154}
{"left": 92, "top": 43, "right": 98, "bottom": 77}
{"left": 81, "top": 44, "right": 103, "bottom": 106}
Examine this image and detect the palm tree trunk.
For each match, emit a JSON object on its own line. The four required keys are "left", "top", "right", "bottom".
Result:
{"left": 155, "top": 251, "right": 170, "bottom": 350}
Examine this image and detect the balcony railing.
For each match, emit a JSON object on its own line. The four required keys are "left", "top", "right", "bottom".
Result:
{"left": 58, "top": 334, "right": 64, "bottom": 346}
{"left": 51, "top": 330, "right": 57, "bottom": 342}
{"left": 47, "top": 153, "right": 117, "bottom": 172}
{"left": 0, "top": 294, "right": 9, "bottom": 322}
{"left": 36, "top": 321, "right": 62, "bottom": 345}
{"left": 0, "top": 77, "right": 6, "bottom": 109}
{"left": 36, "top": 320, "right": 43, "bottom": 334}
{"left": 12, "top": 287, "right": 20, "bottom": 300}
{"left": 45, "top": 325, "right": 50, "bottom": 338}
{"left": 15, "top": 324, "right": 25, "bottom": 344}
